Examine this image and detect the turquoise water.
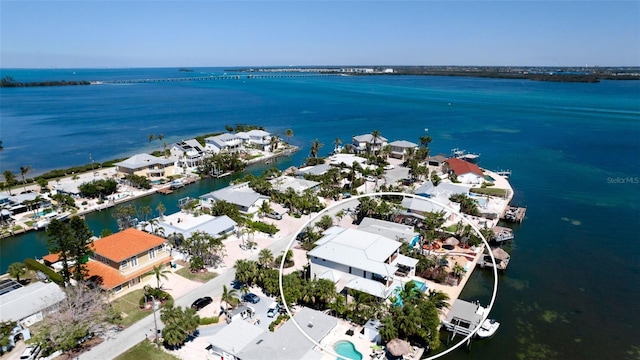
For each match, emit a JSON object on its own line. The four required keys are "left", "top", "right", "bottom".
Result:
{"left": 334, "top": 340, "right": 363, "bottom": 360}
{"left": 394, "top": 280, "right": 429, "bottom": 306}
{"left": 1, "top": 69, "right": 639, "bottom": 360}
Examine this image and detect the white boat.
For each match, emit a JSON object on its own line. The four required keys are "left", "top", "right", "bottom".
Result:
{"left": 474, "top": 302, "right": 500, "bottom": 338}
{"left": 476, "top": 318, "right": 500, "bottom": 338}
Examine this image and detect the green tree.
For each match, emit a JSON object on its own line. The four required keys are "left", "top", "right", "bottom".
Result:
{"left": 113, "top": 204, "right": 137, "bottom": 230}
{"left": 160, "top": 304, "right": 199, "bottom": 348}
{"left": 8, "top": 262, "right": 26, "bottom": 283}
{"left": 156, "top": 201, "right": 166, "bottom": 219}
{"left": 310, "top": 138, "right": 323, "bottom": 158}
{"left": 315, "top": 214, "right": 334, "bottom": 231}
{"left": 36, "top": 177, "right": 50, "bottom": 193}
{"left": 285, "top": 128, "right": 293, "bottom": 144}
{"left": 68, "top": 216, "right": 94, "bottom": 281}
{"left": 2, "top": 170, "right": 16, "bottom": 195}
{"left": 148, "top": 264, "right": 171, "bottom": 289}
{"left": 46, "top": 219, "right": 74, "bottom": 286}
{"left": 258, "top": 248, "right": 274, "bottom": 268}
{"left": 234, "top": 259, "right": 259, "bottom": 285}
{"left": 19, "top": 165, "right": 31, "bottom": 192}
{"left": 221, "top": 285, "right": 238, "bottom": 310}
{"left": 370, "top": 129, "right": 383, "bottom": 155}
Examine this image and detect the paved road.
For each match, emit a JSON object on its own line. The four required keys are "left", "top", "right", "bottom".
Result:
{"left": 80, "top": 235, "right": 294, "bottom": 359}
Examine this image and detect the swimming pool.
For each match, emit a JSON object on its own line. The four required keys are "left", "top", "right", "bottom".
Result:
{"left": 334, "top": 340, "right": 363, "bottom": 360}
{"left": 393, "top": 280, "right": 429, "bottom": 306}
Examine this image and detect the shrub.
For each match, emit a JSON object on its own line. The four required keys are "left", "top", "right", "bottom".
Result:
{"left": 199, "top": 316, "right": 219, "bottom": 325}
{"left": 268, "top": 314, "right": 289, "bottom": 332}
{"left": 248, "top": 220, "right": 278, "bottom": 235}
{"left": 24, "top": 258, "right": 64, "bottom": 285}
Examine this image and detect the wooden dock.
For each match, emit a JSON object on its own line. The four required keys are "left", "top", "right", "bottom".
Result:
{"left": 156, "top": 187, "right": 173, "bottom": 195}
{"left": 501, "top": 206, "right": 526, "bottom": 223}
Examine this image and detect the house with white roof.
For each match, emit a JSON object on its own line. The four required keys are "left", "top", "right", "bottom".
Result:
{"left": 352, "top": 133, "right": 388, "bottom": 154}
{"left": 140, "top": 211, "right": 236, "bottom": 240}
{"left": 269, "top": 176, "right": 320, "bottom": 194}
{"left": 327, "top": 153, "right": 368, "bottom": 168}
{"left": 358, "top": 217, "right": 420, "bottom": 246}
{"left": 388, "top": 140, "right": 418, "bottom": 160}
{"left": 308, "top": 227, "right": 419, "bottom": 299}
{"left": 199, "top": 182, "right": 269, "bottom": 215}
{"left": 169, "top": 139, "right": 206, "bottom": 168}
{"left": 0, "top": 281, "right": 66, "bottom": 327}
{"left": 114, "top": 153, "right": 175, "bottom": 179}
{"left": 205, "top": 133, "right": 244, "bottom": 154}
{"left": 205, "top": 307, "right": 338, "bottom": 360}
{"left": 400, "top": 196, "right": 459, "bottom": 223}
{"left": 237, "top": 129, "right": 272, "bottom": 149}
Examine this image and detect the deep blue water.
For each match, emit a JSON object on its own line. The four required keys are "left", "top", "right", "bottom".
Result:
{"left": 1, "top": 68, "right": 639, "bottom": 359}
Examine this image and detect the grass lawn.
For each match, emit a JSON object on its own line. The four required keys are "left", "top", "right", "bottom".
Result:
{"left": 175, "top": 267, "right": 218, "bottom": 282}
{"left": 114, "top": 339, "right": 179, "bottom": 360}
{"left": 470, "top": 187, "right": 508, "bottom": 197}
{"left": 112, "top": 289, "right": 151, "bottom": 327}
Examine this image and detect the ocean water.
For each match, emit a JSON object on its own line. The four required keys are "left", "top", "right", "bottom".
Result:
{"left": 1, "top": 68, "right": 639, "bottom": 359}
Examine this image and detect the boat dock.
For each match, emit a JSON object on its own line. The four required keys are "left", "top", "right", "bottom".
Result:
{"left": 494, "top": 169, "right": 512, "bottom": 179}
{"left": 492, "top": 226, "right": 514, "bottom": 242}
{"left": 157, "top": 188, "right": 173, "bottom": 195}
{"left": 442, "top": 299, "right": 484, "bottom": 345}
{"left": 501, "top": 206, "right": 526, "bottom": 223}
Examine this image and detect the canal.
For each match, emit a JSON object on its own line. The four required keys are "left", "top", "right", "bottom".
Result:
{"left": 0, "top": 157, "right": 299, "bottom": 273}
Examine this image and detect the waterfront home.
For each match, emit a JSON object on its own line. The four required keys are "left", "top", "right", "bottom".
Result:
{"left": 140, "top": 211, "right": 237, "bottom": 240}
{"left": 54, "top": 228, "right": 171, "bottom": 292}
{"left": 415, "top": 181, "right": 470, "bottom": 199}
{"left": 205, "top": 133, "right": 244, "bottom": 154}
{"left": 295, "top": 163, "right": 332, "bottom": 177}
{"left": 358, "top": 217, "right": 420, "bottom": 245}
{"left": 5, "top": 193, "right": 51, "bottom": 215}
{"left": 269, "top": 176, "right": 320, "bottom": 194}
{"left": 237, "top": 129, "right": 272, "bottom": 150}
{"left": 399, "top": 196, "right": 459, "bottom": 223}
{"left": 308, "top": 227, "right": 419, "bottom": 299}
{"left": 328, "top": 153, "right": 368, "bottom": 168}
{"left": 114, "top": 153, "right": 175, "bottom": 179}
{"left": 388, "top": 140, "right": 418, "bottom": 160}
{"left": 205, "top": 307, "right": 338, "bottom": 360}
{"left": 445, "top": 158, "right": 485, "bottom": 184}
{"left": 199, "top": 182, "right": 269, "bottom": 215}
{"left": 352, "top": 133, "right": 388, "bottom": 154}
{"left": 0, "top": 281, "right": 65, "bottom": 328}
{"left": 169, "top": 139, "right": 206, "bottom": 168}
{"left": 427, "top": 154, "right": 449, "bottom": 167}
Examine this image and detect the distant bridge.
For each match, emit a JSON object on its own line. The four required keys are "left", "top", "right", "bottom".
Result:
{"left": 98, "top": 73, "right": 342, "bottom": 84}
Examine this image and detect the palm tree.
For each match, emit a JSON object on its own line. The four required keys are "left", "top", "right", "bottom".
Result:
{"left": 148, "top": 134, "right": 155, "bottom": 142}
{"left": 333, "top": 137, "right": 342, "bottom": 153}
{"left": 310, "top": 139, "right": 323, "bottom": 159}
{"left": 156, "top": 202, "right": 166, "bottom": 219}
{"left": 148, "top": 264, "right": 171, "bottom": 289}
{"left": 370, "top": 130, "right": 382, "bottom": 155}
{"left": 19, "top": 166, "right": 31, "bottom": 192}
{"left": 221, "top": 285, "right": 238, "bottom": 310}
{"left": 259, "top": 200, "right": 272, "bottom": 219}
{"left": 426, "top": 289, "right": 450, "bottom": 311}
{"left": 8, "top": 262, "right": 26, "bottom": 283}
{"left": 285, "top": 128, "right": 293, "bottom": 145}
{"left": 269, "top": 136, "right": 278, "bottom": 152}
{"left": 258, "top": 248, "right": 274, "bottom": 268}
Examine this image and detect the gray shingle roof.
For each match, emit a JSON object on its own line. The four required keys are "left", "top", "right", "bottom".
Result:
{"left": 0, "top": 282, "right": 66, "bottom": 322}
{"left": 114, "top": 153, "right": 174, "bottom": 169}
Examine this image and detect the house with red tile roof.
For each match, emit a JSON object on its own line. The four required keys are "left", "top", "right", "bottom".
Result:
{"left": 43, "top": 228, "right": 171, "bottom": 292}
{"left": 445, "top": 158, "right": 485, "bottom": 184}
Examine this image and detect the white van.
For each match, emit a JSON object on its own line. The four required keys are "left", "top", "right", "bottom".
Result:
{"left": 267, "top": 302, "right": 280, "bottom": 317}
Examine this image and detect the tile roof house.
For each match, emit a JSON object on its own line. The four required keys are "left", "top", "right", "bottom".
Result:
{"left": 114, "top": 153, "right": 175, "bottom": 179}
{"left": 308, "top": 227, "right": 419, "bottom": 299}
{"left": 205, "top": 133, "right": 244, "bottom": 154}
{"left": 81, "top": 228, "right": 171, "bottom": 292}
{"left": 445, "top": 158, "right": 485, "bottom": 184}
{"left": 388, "top": 140, "right": 418, "bottom": 160}
{"left": 169, "top": 139, "right": 206, "bottom": 168}
{"left": 199, "top": 182, "right": 269, "bottom": 215}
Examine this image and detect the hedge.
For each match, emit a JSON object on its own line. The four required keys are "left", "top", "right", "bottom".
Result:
{"left": 199, "top": 316, "right": 219, "bottom": 325}
{"left": 24, "top": 258, "right": 64, "bottom": 285}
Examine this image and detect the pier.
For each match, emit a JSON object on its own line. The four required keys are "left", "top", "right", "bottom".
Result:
{"left": 501, "top": 206, "right": 526, "bottom": 223}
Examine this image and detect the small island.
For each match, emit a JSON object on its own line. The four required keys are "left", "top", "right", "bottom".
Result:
{"left": 1, "top": 76, "right": 91, "bottom": 88}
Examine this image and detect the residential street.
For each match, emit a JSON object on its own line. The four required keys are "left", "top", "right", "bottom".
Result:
{"left": 79, "top": 234, "right": 295, "bottom": 360}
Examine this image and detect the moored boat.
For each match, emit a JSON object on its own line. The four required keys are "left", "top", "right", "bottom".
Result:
{"left": 476, "top": 318, "right": 500, "bottom": 338}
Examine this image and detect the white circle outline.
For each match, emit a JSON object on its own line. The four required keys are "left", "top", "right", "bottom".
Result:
{"left": 278, "top": 192, "right": 499, "bottom": 359}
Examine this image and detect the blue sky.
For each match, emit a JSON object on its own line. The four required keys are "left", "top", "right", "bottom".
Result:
{"left": 1, "top": 1, "right": 638, "bottom": 68}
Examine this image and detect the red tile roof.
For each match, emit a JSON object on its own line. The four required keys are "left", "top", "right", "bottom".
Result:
{"left": 43, "top": 252, "right": 61, "bottom": 264}
{"left": 92, "top": 228, "right": 166, "bottom": 262}
{"left": 446, "top": 158, "right": 484, "bottom": 177}
{"left": 84, "top": 257, "right": 172, "bottom": 290}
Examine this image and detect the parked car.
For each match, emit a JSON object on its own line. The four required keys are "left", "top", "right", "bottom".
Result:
{"left": 20, "top": 344, "right": 41, "bottom": 360}
{"left": 191, "top": 296, "right": 213, "bottom": 311}
{"left": 243, "top": 293, "right": 260, "bottom": 304}
{"left": 383, "top": 164, "right": 394, "bottom": 170}
{"left": 365, "top": 176, "right": 376, "bottom": 182}
{"left": 267, "top": 302, "right": 280, "bottom": 318}
{"left": 266, "top": 211, "right": 283, "bottom": 220}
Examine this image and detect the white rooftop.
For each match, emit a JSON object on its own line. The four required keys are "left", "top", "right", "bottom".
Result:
{"left": 114, "top": 153, "right": 174, "bottom": 169}
{"left": 141, "top": 212, "right": 236, "bottom": 239}
{"left": 358, "top": 217, "right": 419, "bottom": 243}
{"left": 270, "top": 176, "right": 320, "bottom": 194}
{"left": 0, "top": 282, "right": 66, "bottom": 322}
